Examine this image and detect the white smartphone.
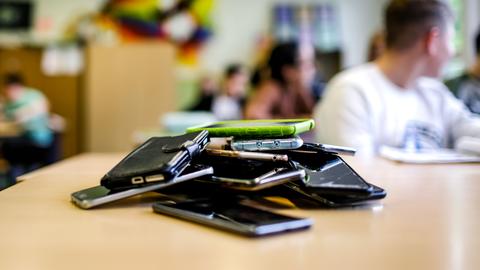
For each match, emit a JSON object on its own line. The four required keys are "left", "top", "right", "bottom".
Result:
{"left": 231, "top": 136, "right": 303, "bottom": 151}
{"left": 71, "top": 164, "right": 213, "bottom": 209}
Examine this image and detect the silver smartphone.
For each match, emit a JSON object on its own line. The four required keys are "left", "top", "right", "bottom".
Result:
{"left": 300, "top": 143, "right": 356, "bottom": 156}
{"left": 152, "top": 198, "right": 313, "bottom": 236}
{"left": 230, "top": 136, "right": 303, "bottom": 151}
{"left": 71, "top": 164, "right": 213, "bottom": 209}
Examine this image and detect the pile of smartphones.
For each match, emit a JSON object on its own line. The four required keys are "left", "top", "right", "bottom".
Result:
{"left": 71, "top": 119, "right": 386, "bottom": 237}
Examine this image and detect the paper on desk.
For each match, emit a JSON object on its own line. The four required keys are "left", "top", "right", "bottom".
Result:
{"left": 379, "top": 146, "right": 480, "bottom": 164}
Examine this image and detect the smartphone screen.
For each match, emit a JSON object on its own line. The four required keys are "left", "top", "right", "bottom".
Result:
{"left": 152, "top": 198, "right": 312, "bottom": 236}
{"left": 71, "top": 164, "right": 213, "bottom": 209}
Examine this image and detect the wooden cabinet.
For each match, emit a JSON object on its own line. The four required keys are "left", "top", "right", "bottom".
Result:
{"left": 84, "top": 42, "right": 176, "bottom": 152}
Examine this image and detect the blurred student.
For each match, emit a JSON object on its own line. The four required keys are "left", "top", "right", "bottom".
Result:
{"left": 212, "top": 64, "right": 249, "bottom": 120}
{"left": 1, "top": 73, "right": 53, "bottom": 180}
{"left": 188, "top": 75, "right": 218, "bottom": 111}
{"left": 314, "top": 0, "right": 480, "bottom": 156}
{"left": 445, "top": 29, "right": 480, "bottom": 114}
{"left": 245, "top": 42, "right": 316, "bottom": 119}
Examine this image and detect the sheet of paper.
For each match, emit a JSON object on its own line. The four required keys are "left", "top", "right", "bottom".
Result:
{"left": 379, "top": 146, "right": 480, "bottom": 164}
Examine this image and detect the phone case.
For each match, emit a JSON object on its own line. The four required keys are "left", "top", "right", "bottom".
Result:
{"left": 186, "top": 119, "right": 315, "bottom": 138}
{"left": 100, "top": 131, "right": 209, "bottom": 190}
{"left": 231, "top": 137, "right": 303, "bottom": 151}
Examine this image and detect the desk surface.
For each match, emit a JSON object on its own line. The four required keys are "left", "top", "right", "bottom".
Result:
{"left": 1, "top": 153, "right": 479, "bottom": 270}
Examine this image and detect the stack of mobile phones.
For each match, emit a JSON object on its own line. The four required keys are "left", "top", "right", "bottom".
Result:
{"left": 71, "top": 119, "right": 386, "bottom": 237}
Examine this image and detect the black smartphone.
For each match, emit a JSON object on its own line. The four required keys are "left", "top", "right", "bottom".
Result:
{"left": 300, "top": 154, "right": 373, "bottom": 193}
{"left": 281, "top": 181, "right": 386, "bottom": 208}
{"left": 100, "top": 131, "right": 209, "bottom": 190}
{"left": 297, "top": 154, "right": 386, "bottom": 201}
{"left": 152, "top": 197, "right": 312, "bottom": 236}
{"left": 272, "top": 147, "right": 375, "bottom": 196}
{"left": 196, "top": 154, "right": 304, "bottom": 191}
{"left": 71, "top": 164, "right": 213, "bottom": 209}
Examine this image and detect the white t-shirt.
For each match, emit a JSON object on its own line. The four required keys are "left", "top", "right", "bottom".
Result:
{"left": 212, "top": 95, "right": 242, "bottom": 120}
{"left": 314, "top": 63, "right": 480, "bottom": 156}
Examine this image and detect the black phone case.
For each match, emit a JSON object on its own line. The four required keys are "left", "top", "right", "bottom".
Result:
{"left": 100, "top": 131, "right": 209, "bottom": 190}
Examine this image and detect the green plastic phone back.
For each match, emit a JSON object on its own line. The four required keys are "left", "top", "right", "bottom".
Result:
{"left": 186, "top": 119, "right": 315, "bottom": 138}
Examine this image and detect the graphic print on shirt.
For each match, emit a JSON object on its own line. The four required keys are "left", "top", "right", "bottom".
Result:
{"left": 401, "top": 121, "right": 443, "bottom": 151}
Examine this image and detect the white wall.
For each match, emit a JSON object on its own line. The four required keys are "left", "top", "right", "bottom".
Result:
{"left": 200, "top": 0, "right": 389, "bottom": 74}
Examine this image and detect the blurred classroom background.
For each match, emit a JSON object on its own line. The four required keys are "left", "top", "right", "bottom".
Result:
{"left": 0, "top": 0, "right": 478, "bottom": 188}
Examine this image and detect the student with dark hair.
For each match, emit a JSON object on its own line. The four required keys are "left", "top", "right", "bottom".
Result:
{"left": 211, "top": 64, "right": 249, "bottom": 120}
{"left": 188, "top": 75, "right": 218, "bottom": 112}
{"left": 1, "top": 73, "right": 53, "bottom": 181}
{"left": 245, "top": 42, "right": 316, "bottom": 119}
{"left": 445, "top": 29, "right": 480, "bottom": 114}
{"left": 314, "top": 0, "right": 480, "bottom": 155}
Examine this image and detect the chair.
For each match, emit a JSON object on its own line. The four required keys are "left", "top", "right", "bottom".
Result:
{"left": 3, "top": 114, "right": 65, "bottom": 182}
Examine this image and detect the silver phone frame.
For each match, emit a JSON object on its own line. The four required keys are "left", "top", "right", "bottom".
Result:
{"left": 206, "top": 168, "right": 306, "bottom": 191}
{"left": 71, "top": 166, "right": 214, "bottom": 209}
{"left": 231, "top": 137, "right": 303, "bottom": 151}
{"left": 152, "top": 200, "right": 312, "bottom": 236}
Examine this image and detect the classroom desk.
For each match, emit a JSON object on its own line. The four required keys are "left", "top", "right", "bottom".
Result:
{"left": 1, "top": 153, "right": 479, "bottom": 270}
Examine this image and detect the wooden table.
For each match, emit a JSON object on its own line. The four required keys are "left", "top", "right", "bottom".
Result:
{"left": 1, "top": 153, "right": 479, "bottom": 270}
{"left": 0, "top": 121, "right": 20, "bottom": 138}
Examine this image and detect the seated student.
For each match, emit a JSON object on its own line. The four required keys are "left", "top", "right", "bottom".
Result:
{"left": 1, "top": 73, "right": 53, "bottom": 180}
{"left": 245, "top": 42, "right": 316, "bottom": 119}
{"left": 314, "top": 0, "right": 480, "bottom": 156}
{"left": 188, "top": 75, "right": 218, "bottom": 112}
{"left": 211, "top": 64, "right": 249, "bottom": 120}
{"left": 445, "top": 29, "right": 480, "bottom": 114}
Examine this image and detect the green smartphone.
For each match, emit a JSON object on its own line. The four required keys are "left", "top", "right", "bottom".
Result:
{"left": 186, "top": 119, "right": 315, "bottom": 138}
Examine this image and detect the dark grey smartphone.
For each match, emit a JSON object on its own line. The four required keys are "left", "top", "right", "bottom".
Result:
{"left": 152, "top": 198, "right": 312, "bottom": 236}
{"left": 71, "top": 164, "right": 213, "bottom": 209}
